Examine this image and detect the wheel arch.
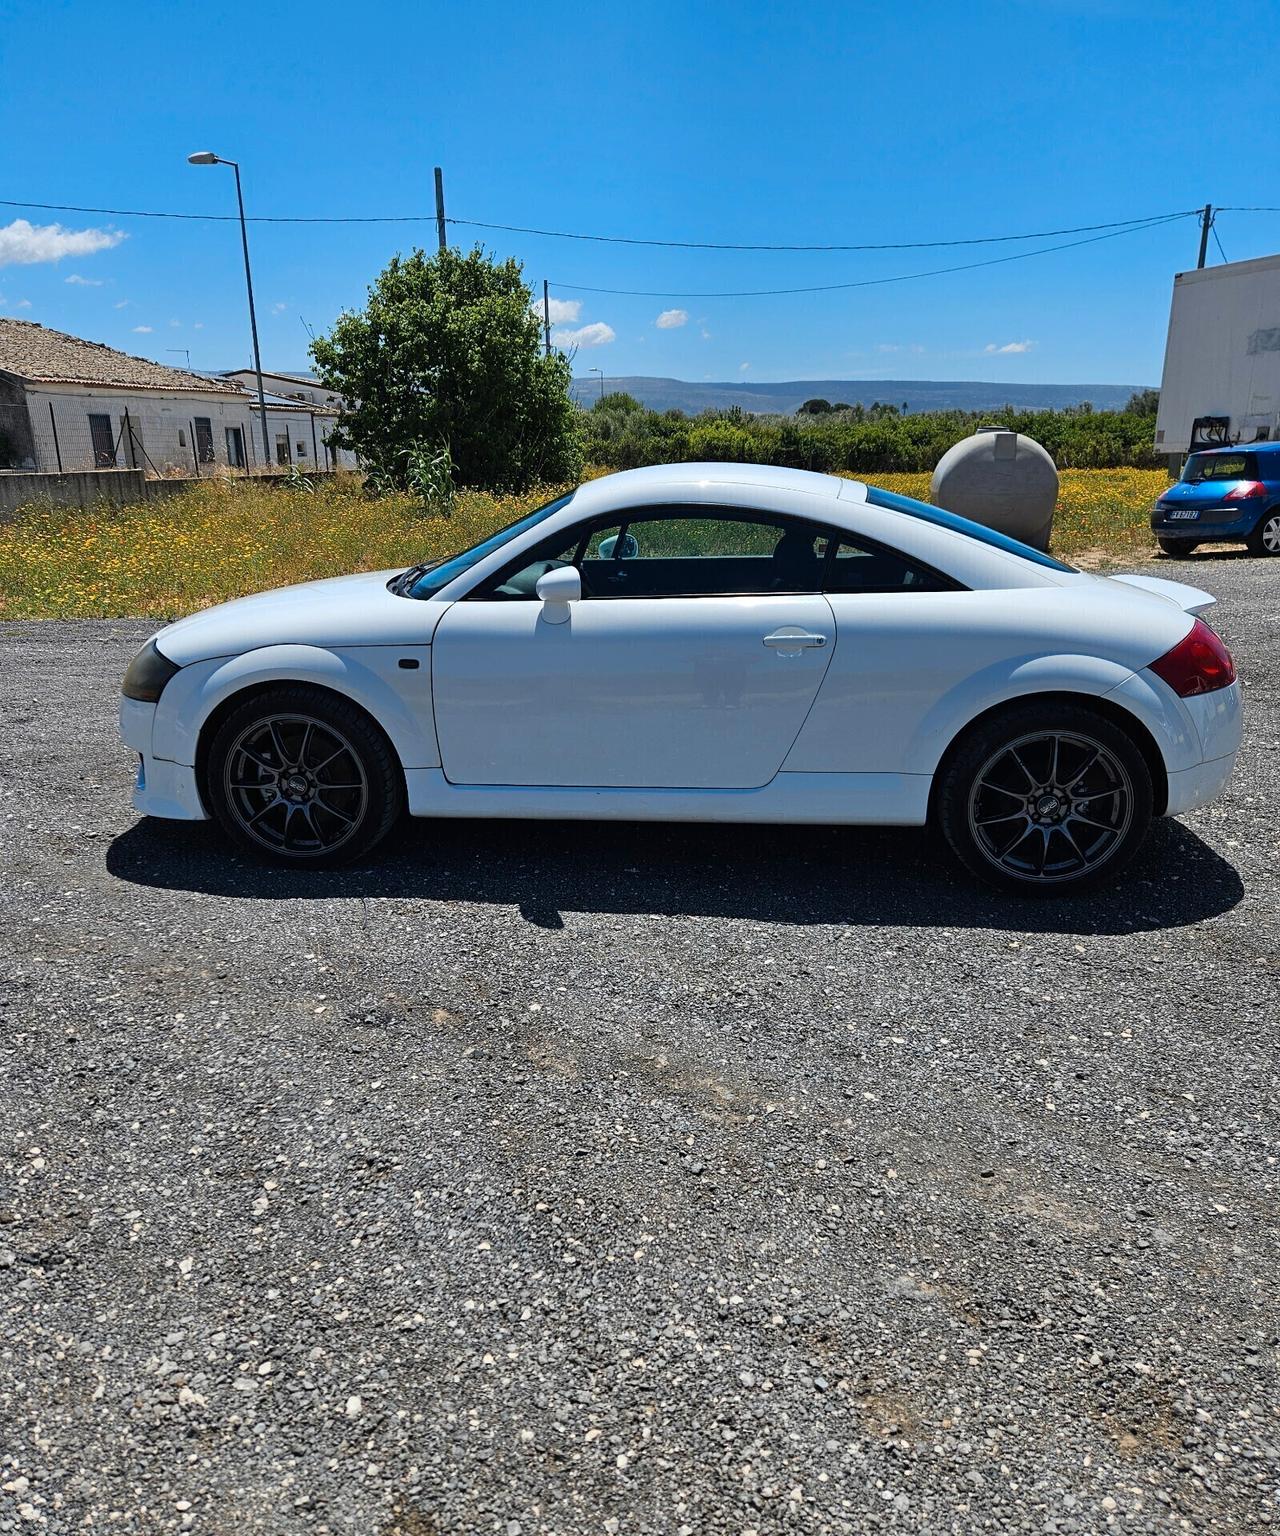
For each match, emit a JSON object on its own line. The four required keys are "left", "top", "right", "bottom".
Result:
{"left": 193, "top": 678, "right": 412, "bottom": 818}
{"left": 926, "top": 691, "right": 1169, "bottom": 823}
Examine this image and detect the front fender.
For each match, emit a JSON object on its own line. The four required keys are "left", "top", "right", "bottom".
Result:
{"left": 151, "top": 644, "right": 439, "bottom": 770}
{"left": 903, "top": 653, "right": 1177, "bottom": 776}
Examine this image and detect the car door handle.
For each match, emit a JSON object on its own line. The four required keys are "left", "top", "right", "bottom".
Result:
{"left": 763, "top": 630, "right": 828, "bottom": 649}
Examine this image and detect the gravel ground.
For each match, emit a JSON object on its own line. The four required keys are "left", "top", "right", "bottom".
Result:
{"left": 1, "top": 553, "right": 1277, "bottom": 1535}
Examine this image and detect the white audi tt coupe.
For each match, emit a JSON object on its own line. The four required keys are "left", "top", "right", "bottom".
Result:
{"left": 120, "top": 464, "right": 1242, "bottom": 892}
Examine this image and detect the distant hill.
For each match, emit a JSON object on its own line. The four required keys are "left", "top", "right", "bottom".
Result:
{"left": 569, "top": 376, "right": 1151, "bottom": 416}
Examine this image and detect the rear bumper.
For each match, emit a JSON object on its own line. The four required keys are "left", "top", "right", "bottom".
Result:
{"left": 1151, "top": 509, "right": 1262, "bottom": 541}
{"left": 1163, "top": 680, "right": 1243, "bottom": 817}
{"left": 119, "top": 696, "right": 208, "bottom": 821}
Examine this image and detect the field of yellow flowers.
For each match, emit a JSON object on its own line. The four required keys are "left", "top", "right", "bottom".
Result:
{"left": 0, "top": 468, "right": 1172, "bottom": 620}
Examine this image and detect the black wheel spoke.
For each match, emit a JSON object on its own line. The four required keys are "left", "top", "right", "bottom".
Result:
{"left": 978, "top": 779, "right": 1024, "bottom": 801}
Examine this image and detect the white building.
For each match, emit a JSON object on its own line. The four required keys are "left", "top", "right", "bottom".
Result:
{"left": 224, "top": 368, "right": 358, "bottom": 471}
{"left": 0, "top": 320, "right": 355, "bottom": 474}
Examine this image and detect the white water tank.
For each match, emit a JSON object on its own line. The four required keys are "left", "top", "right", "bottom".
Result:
{"left": 930, "top": 427, "right": 1058, "bottom": 551}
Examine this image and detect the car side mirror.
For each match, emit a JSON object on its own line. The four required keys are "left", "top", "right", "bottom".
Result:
{"left": 535, "top": 564, "right": 580, "bottom": 624}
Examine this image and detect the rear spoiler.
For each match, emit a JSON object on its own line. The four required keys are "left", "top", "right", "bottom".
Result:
{"left": 1107, "top": 573, "right": 1216, "bottom": 615}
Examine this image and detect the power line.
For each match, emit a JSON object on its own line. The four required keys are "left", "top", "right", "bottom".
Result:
{"left": 0, "top": 198, "right": 428, "bottom": 225}
{"left": 549, "top": 213, "right": 1196, "bottom": 299}
{"left": 445, "top": 210, "right": 1198, "bottom": 252}
{"left": 0, "top": 196, "right": 1196, "bottom": 250}
{"left": 1212, "top": 224, "right": 1229, "bottom": 264}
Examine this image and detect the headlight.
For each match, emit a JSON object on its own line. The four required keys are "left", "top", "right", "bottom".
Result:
{"left": 122, "top": 638, "right": 181, "bottom": 702}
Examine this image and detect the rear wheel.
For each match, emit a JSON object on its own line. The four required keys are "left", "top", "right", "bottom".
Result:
{"left": 207, "top": 685, "right": 403, "bottom": 867}
{"left": 1157, "top": 536, "right": 1198, "bottom": 557}
{"left": 1245, "top": 509, "right": 1280, "bottom": 556}
{"left": 937, "top": 702, "right": 1153, "bottom": 894}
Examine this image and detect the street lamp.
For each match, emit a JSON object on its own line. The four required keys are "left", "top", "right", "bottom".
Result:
{"left": 589, "top": 366, "right": 605, "bottom": 402}
{"left": 187, "top": 151, "right": 271, "bottom": 469}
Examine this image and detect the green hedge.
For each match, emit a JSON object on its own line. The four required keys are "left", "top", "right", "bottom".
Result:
{"left": 578, "top": 393, "right": 1163, "bottom": 474}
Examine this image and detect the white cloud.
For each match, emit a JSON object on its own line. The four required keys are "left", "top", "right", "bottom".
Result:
{"left": 114, "top": 299, "right": 130, "bottom": 309}
{"left": 700, "top": 327, "right": 712, "bottom": 341}
{"left": 132, "top": 325, "right": 154, "bottom": 334}
{"left": 878, "top": 343, "right": 901, "bottom": 353}
{"left": 984, "top": 339, "right": 1034, "bottom": 355}
{"left": 0, "top": 218, "right": 125, "bottom": 268}
{"left": 538, "top": 297, "right": 580, "bottom": 324}
{"left": 169, "top": 319, "right": 182, "bottom": 328}
{"left": 739, "top": 362, "right": 750, "bottom": 372}
{"left": 553, "top": 321, "right": 615, "bottom": 348}
{"left": 271, "top": 301, "right": 288, "bottom": 315}
{"left": 193, "top": 321, "right": 204, "bottom": 330}
{"left": 655, "top": 308, "right": 688, "bottom": 330}
{"left": 64, "top": 273, "right": 103, "bottom": 287}
{"left": 15, "top": 298, "right": 31, "bottom": 310}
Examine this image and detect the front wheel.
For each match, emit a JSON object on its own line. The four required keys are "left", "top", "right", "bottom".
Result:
{"left": 936, "top": 702, "right": 1154, "bottom": 894}
{"left": 1245, "top": 509, "right": 1280, "bottom": 556}
{"left": 206, "top": 685, "right": 404, "bottom": 867}
{"left": 1157, "top": 536, "right": 1198, "bottom": 557}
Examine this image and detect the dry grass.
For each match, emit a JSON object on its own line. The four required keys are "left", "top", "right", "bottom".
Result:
{"left": 0, "top": 467, "right": 1172, "bottom": 620}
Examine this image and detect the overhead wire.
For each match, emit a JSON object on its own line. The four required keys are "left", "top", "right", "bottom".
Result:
{"left": 547, "top": 212, "right": 1197, "bottom": 299}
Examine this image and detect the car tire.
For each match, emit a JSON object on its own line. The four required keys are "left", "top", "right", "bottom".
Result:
{"left": 1157, "top": 536, "right": 1198, "bottom": 557}
{"left": 206, "top": 685, "right": 404, "bottom": 867}
{"left": 1245, "top": 509, "right": 1280, "bottom": 556}
{"left": 936, "top": 700, "right": 1154, "bottom": 895}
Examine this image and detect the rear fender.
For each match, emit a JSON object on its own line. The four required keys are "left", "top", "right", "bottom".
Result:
{"left": 151, "top": 644, "right": 439, "bottom": 769}
{"left": 904, "top": 653, "right": 1195, "bottom": 778}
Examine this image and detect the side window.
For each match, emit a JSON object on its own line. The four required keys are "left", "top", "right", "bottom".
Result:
{"left": 824, "top": 537, "right": 947, "bottom": 594}
{"left": 580, "top": 511, "right": 824, "bottom": 597}
{"left": 477, "top": 508, "right": 827, "bottom": 599}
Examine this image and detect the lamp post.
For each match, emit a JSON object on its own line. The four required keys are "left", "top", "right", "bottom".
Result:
{"left": 589, "top": 366, "right": 605, "bottom": 402}
{"left": 187, "top": 151, "right": 271, "bottom": 469}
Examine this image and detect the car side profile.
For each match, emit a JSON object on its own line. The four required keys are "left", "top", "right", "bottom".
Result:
{"left": 1152, "top": 441, "right": 1280, "bottom": 557}
{"left": 121, "top": 464, "right": 1243, "bottom": 892}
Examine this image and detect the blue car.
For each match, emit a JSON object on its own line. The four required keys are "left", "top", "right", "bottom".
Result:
{"left": 1152, "top": 443, "right": 1280, "bottom": 557}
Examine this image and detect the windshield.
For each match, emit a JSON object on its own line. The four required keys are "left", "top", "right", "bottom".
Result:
{"left": 398, "top": 492, "right": 577, "bottom": 599}
{"left": 864, "top": 486, "right": 1075, "bottom": 572}
{"left": 1181, "top": 452, "right": 1255, "bottom": 484}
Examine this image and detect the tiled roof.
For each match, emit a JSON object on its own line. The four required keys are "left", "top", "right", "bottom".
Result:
{"left": 0, "top": 319, "right": 245, "bottom": 394}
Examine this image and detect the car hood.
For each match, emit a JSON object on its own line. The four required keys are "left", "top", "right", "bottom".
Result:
{"left": 154, "top": 569, "right": 441, "bottom": 665}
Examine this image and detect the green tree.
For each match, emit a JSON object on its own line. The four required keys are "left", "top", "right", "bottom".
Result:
{"left": 311, "top": 245, "right": 581, "bottom": 492}
{"left": 1126, "top": 388, "right": 1160, "bottom": 415}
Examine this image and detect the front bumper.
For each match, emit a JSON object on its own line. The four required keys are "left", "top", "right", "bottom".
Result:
{"left": 119, "top": 696, "right": 208, "bottom": 821}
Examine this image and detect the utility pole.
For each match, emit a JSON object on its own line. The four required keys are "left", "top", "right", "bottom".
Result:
{"left": 543, "top": 279, "right": 552, "bottom": 357}
{"left": 1197, "top": 204, "right": 1213, "bottom": 269}
{"left": 434, "top": 167, "right": 447, "bottom": 254}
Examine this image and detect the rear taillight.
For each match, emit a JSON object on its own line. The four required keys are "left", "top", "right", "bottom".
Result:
{"left": 1226, "top": 480, "right": 1267, "bottom": 500}
{"left": 1150, "top": 618, "right": 1236, "bottom": 697}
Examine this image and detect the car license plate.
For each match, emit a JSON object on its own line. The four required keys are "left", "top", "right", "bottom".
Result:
{"left": 1168, "top": 508, "right": 1200, "bottom": 520}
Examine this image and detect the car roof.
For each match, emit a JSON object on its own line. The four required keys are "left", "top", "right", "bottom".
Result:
{"left": 569, "top": 462, "right": 847, "bottom": 505}
{"left": 1197, "top": 441, "right": 1280, "bottom": 455}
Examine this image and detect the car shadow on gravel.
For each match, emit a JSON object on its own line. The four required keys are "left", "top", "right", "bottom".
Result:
{"left": 106, "top": 814, "right": 1243, "bottom": 936}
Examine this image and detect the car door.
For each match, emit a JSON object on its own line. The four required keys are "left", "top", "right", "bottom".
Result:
{"left": 429, "top": 507, "right": 837, "bottom": 789}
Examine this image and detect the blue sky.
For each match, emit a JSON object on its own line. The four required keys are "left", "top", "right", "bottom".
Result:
{"left": 3, "top": 0, "right": 1279, "bottom": 387}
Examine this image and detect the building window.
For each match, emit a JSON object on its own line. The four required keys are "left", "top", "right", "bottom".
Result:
{"left": 275, "top": 433, "right": 291, "bottom": 466}
{"left": 296, "top": 441, "right": 307, "bottom": 456}
{"left": 225, "top": 426, "right": 246, "bottom": 468}
{"left": 193, "top": 417, "right": 215, "bottom": 464}
{"left": 88, "top": 413, "right": 116, "bottom": 468}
